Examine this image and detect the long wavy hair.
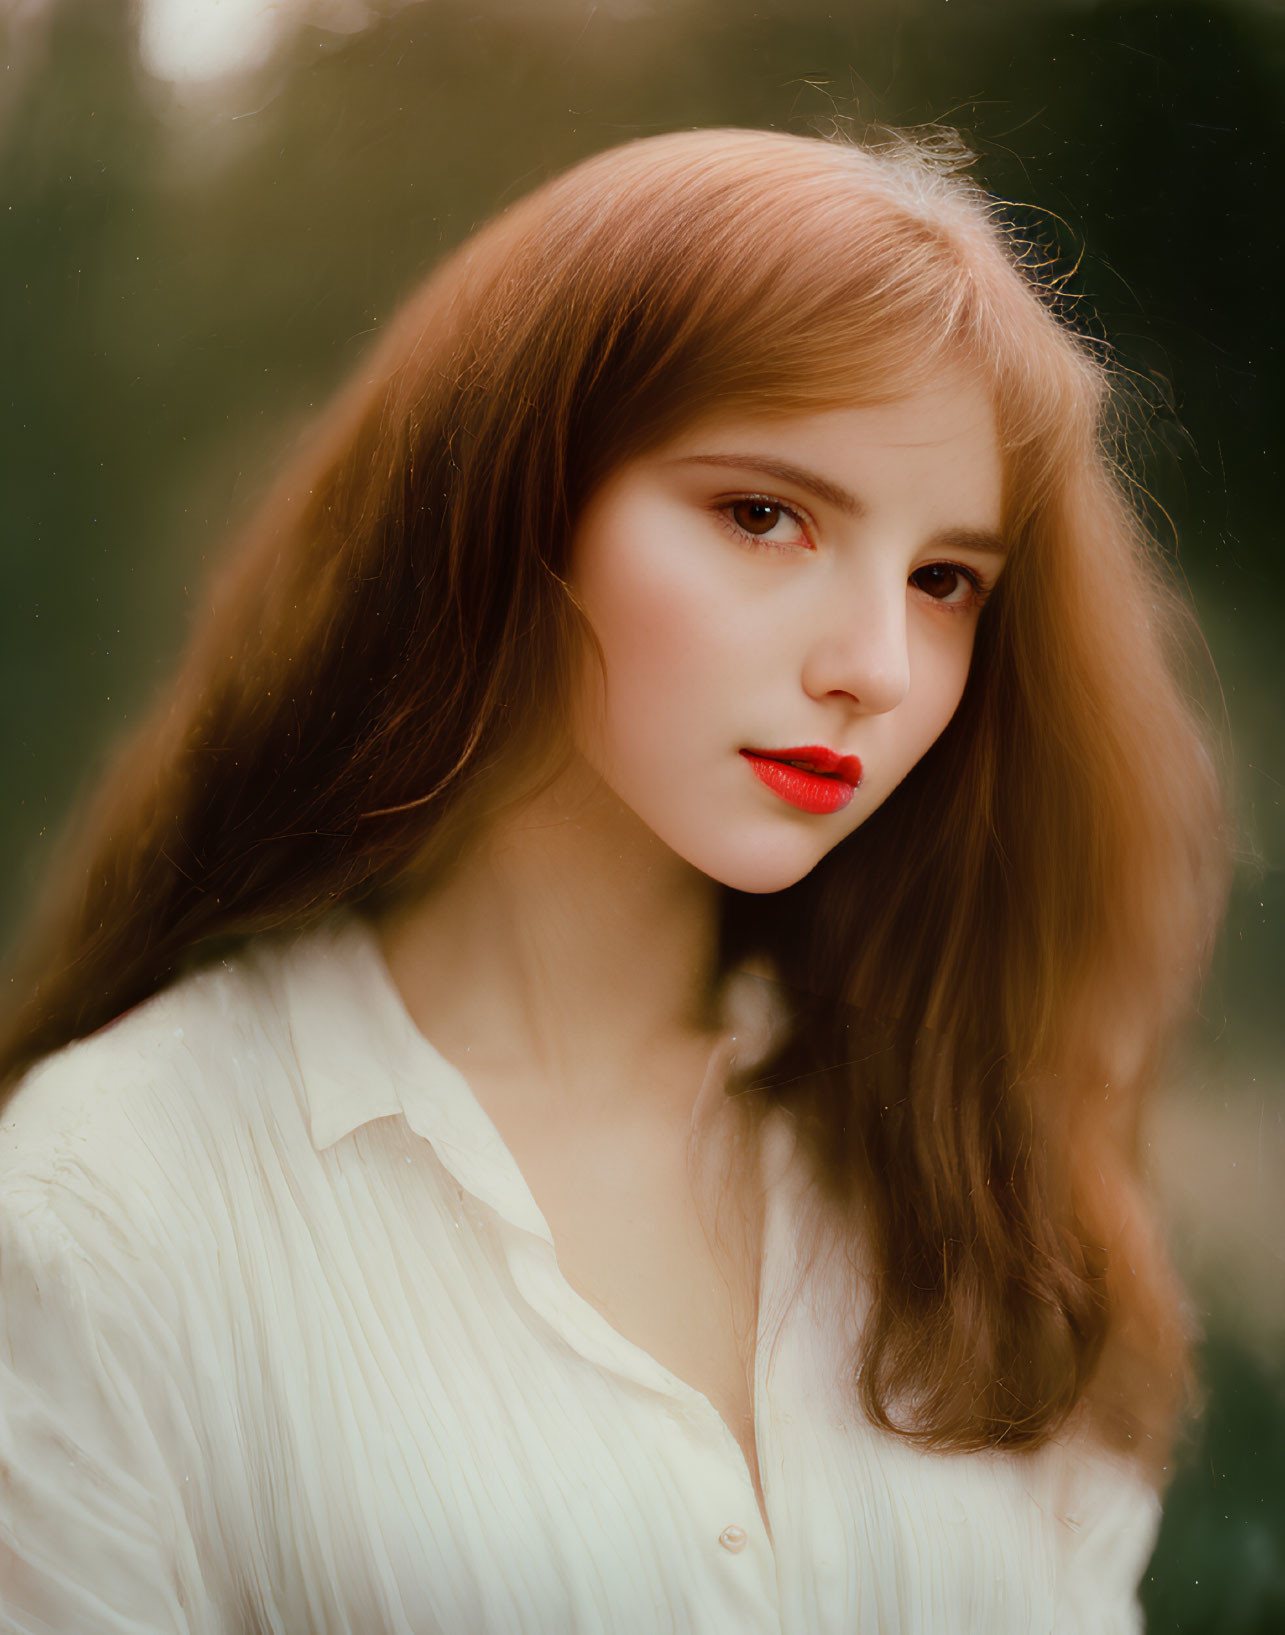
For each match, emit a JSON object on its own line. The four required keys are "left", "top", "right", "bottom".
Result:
{"left": 0, "top": 127, "right": 1228, "bottom": 1471}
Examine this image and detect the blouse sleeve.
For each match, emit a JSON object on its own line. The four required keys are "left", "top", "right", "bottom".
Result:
{"left": 1051, "top": 1430, "right": 1163, "bottom": 1635}
{"left": 0, "top": 1180, "right": 227, "bottom": 1635}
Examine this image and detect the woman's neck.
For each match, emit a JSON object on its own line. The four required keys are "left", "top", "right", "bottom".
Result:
{"left": 375, "top": 761, "right": 727, "bottom": 1120}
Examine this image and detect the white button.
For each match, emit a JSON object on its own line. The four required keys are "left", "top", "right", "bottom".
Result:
{"left": 718, "top": 1524, "right": 747, "bottom": 1554}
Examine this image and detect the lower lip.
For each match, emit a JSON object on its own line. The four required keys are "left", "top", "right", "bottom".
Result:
{"left": 740, "top": 752, "right": 859, "bottom": 815}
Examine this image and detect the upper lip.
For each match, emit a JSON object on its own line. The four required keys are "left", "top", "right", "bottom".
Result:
{"left": 741, "top": 744, "right": 864, "bottom": 786}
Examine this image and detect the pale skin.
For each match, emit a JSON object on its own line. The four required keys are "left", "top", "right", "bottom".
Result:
{"left": 377, "top": 372, "right": 1006, "bottom": 1526}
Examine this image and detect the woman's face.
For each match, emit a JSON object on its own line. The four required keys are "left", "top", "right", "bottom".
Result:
{"left": 567, "top": 373, "right": 1006, "bottom": 894}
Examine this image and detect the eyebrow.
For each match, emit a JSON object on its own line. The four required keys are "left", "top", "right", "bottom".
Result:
{"left": 670, "top": 452, "right": 1009, "bottom": 559}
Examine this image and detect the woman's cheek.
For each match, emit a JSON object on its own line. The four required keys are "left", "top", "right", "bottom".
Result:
{"left": 903, "top": 629, "right": 975, "bottom": 761}
{"left": 589, "top": 537, "right": 740, "bottom": 700}
{"left": 600, "top": 590, "right": 735, "bottom": 764}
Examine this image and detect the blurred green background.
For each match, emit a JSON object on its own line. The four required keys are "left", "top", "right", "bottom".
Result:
{"left": 2, "top": 0, "right": 1281, "bottom": 1624}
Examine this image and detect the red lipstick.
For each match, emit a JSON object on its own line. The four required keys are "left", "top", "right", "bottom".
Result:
{"left": 739, "top": 745, "right": 864, "bottom": 815}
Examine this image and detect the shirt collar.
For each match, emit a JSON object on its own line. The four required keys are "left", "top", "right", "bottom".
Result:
{"left": 278, "top": 911, "right": 789, "bottom": 1240}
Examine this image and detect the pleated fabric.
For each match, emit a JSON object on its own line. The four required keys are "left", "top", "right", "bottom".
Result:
{"left": 1, "top": 915, "right": 1160, "bottom": 1634}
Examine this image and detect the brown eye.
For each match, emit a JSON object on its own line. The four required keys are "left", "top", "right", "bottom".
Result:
{"left": 911, "top": 563, "right": 969, "bottom": 602}
{"left": 730, "top": 500, "right": 783, "bottom": 535}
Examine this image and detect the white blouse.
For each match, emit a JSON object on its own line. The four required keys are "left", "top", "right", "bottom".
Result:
{"left": 0, "top": 915, "right": 1161, "bottom": 1634}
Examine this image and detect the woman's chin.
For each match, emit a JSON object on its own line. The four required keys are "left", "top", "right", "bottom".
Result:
{"left": 680, "top": 834, "right": 839, "bottom": 896}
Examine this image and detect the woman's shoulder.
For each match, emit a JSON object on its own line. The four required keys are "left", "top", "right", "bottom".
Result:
{"left": 0, "top": 930, "right": 316, "bottom": 1211}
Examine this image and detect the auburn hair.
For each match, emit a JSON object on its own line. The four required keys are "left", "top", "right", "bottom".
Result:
{"left": 0, "top": 128, "right": 1228, "bottom": 1471}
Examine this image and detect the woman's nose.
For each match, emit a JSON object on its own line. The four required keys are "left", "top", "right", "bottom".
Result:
{"left": 800, "top": 580, "right": 911, "bottom": 716}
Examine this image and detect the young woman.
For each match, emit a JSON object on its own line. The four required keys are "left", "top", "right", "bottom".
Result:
{"left": 0, "top": 127, "right": 1227, "bottom": 1633}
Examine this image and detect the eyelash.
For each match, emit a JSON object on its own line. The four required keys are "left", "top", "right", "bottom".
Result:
{"left": 712, "top": 495, "right": 995, "bottom": 612}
